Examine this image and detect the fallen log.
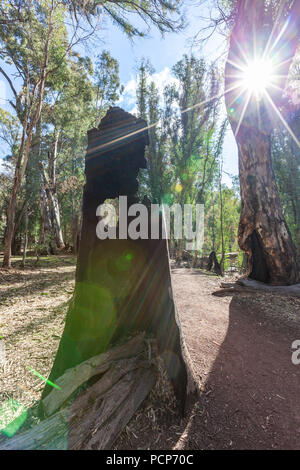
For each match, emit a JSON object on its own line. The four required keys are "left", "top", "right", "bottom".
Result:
{"left": 213, "top": 278, "right": 300, "bottom": 298}
{"left": 236, "top": 278, "right": 300, "bottom": 297}
{"left": 220, "top": 282, "right": 239, "bottom": 288}
{"left": 41, "top": 333, "right": 145, "bottom": 417}
{"left": 0, "top": 336, "right": 157, "bottom": 450}
{"left": 212, "top": 286, "right": 255, "bottom": 297}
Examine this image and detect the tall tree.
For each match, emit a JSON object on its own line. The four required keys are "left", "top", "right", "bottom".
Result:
{"left": 94, "top": 51, "right": 123, "bottom": 126}
{"left": 0, "top": 1, "right": 69, "bottom": 267}
{"left": 223, "top": 0, "right": 300, "bottom": 284}
{"left": 164, "top": 55, "right": 220, "bottom": 260}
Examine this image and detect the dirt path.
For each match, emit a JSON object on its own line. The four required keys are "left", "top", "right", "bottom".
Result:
{"left": 171, "top": 268, "right": 300, "bottom": 449}
{"left": 116, "top": 267, "right": 300, "bottom": 450}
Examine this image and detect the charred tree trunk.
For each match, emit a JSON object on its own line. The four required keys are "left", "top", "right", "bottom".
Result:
{"left": 225, "top": 0, "right": 300, "bottom": 285}
{"left": 207, "top": 251, "right": 222, "bottom": 276}
{"left": 42, "top": 107, "right": 191, "bottom": 415}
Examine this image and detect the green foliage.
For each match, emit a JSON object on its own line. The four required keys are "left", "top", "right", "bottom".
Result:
{"left": 94, "top": 51, "right": 124, "bottom": 126}
{"left": 62, "top": 0, "right": 184, "bottom": 37}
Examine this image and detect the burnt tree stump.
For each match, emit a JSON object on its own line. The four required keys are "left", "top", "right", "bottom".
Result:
{"left": 42, "top": 107, "right": 190, "bottom": 414}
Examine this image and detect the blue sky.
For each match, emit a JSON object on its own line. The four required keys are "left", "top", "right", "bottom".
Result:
{"left": 0, "top": 2, "right": 238, "bottom": 183}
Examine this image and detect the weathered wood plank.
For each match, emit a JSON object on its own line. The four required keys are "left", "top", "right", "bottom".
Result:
{"left": 69, "top": 364, "right": 157, "bottom": 450}
{"left": 42, "top": 333, "right": 145, "bottom": 417}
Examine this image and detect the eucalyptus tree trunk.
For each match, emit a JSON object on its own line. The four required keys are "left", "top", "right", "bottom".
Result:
{"left": 2, "top": 124, "right": 27, "bottom": 267}
{"left": 46, "top": 132, "right": 64, "bottom": 250}
{"left": 21, "top": 203, "right": 28, "bottom": 268}
{"left": 40, "top": 133, "right": 64, "bottom": 252}
{"left": 39, "top": 188, "right": 53, "bottom": 254}
{"left": 2, "top": 63, "right": 49, "bottom": 267}
{"left": 225, "top": 0, "right": 300, "bottom": 285}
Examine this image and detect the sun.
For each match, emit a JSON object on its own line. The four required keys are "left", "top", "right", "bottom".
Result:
{"left": 240, "top": 59, "right": 275, "bottom": 96}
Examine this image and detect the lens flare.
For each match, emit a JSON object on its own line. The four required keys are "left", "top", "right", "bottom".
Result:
{"left": 240, "top": 59, "right": 275, "bottom": 95}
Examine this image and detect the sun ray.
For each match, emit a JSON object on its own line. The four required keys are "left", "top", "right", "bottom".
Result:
{"left": 226, "top": 58, "right": 247, "bottom": 74}
{"left": 268, "top": 16, "right": 291, "bottom": 58}
{"left": 272, "top": 57, "right": 295, "bottom": 71}
{"left": 228, "top": 87, "right": 246, "bottom": 109}
{"left": 235, "top": 91, "right": 252, "bottom": 137}
{"left": 264, "top": 89, "right": 300, "bottom": 148}
{"left": 179, "top": 83, "right": 242, "bottom": 114}
{"left": 230, "top": 31, "right": 251, "bottom": 65}
{"left": 268, "top": 82, "right": 286, "bottom": 94}
{"left": 262, "top": 0, "right": 287, "bottom": 60}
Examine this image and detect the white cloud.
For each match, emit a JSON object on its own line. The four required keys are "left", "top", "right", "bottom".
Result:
{"left": 151, "top": 67, "right": 179, "bottom": 95}
{"left": 120, "top": 77, "right": 137, "bottom": 107}
{"left": 118, "top": 67, "right": 179, "bottom": 114}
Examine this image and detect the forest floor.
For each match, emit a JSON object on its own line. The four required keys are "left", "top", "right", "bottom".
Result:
{"left": 0, "top": 256, "right": 300, "bottom": 449}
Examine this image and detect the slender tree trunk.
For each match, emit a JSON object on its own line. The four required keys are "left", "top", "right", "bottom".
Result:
{"left": 2, "top": 82, "right": 47, "bottom": 266}
{"left": 219, "top": 156, "right": 225, "bottom": 274}
{"left": 225, "top": 0, "right": 300, "bottom": 285}
{"left": 21, "top": 203, "right": 28, "bottom": 268}
{"left": 2, "top": 124, "right": 27, "bottom": 267}
{"left": 40, "top": 188, "right": 53, "bottom": 254}
{"left": 47, "top": 131, "right": 64, "bottom": 249}
{"left": 2, "top": 4, "right": 53, "bottom": 267}
{"left": 40, "top": 162, "right": 64, "bottom": 250}
{"left": 72, "top": 207, "right": 80, "bottom": 254}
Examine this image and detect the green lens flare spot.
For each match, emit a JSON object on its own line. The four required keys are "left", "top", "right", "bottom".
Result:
{"left": 0, "top": 399, "right": 28, "bottom": 437}
{"left": 27, "top": 367, "right": 61, "bottom": 390}
{"left": 116, "top": 252, "right": 133, "bottom": 271}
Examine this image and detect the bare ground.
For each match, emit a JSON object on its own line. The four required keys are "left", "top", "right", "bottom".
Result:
{"left": 1, "top": 257, "right": 300, "bottom": 449}
{"left": 0, "top": 256, "right": 75, "bottom": 416}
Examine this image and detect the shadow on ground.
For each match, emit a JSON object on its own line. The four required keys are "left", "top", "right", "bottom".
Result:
{"left": 115, "top": 289, "right": 300, "bottom": 450}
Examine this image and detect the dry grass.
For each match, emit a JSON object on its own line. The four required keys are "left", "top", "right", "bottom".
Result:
{"left": 0, "top": 255, "right": 76, "bottom": 423}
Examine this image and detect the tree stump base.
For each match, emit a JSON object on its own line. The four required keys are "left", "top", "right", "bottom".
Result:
{"left": 0, "top": 334, "right": 158, "bottom": 450}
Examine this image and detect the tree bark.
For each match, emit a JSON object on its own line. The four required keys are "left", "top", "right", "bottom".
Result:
{"left": 225, "top": 0, "right": 300, "bottom": 285}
